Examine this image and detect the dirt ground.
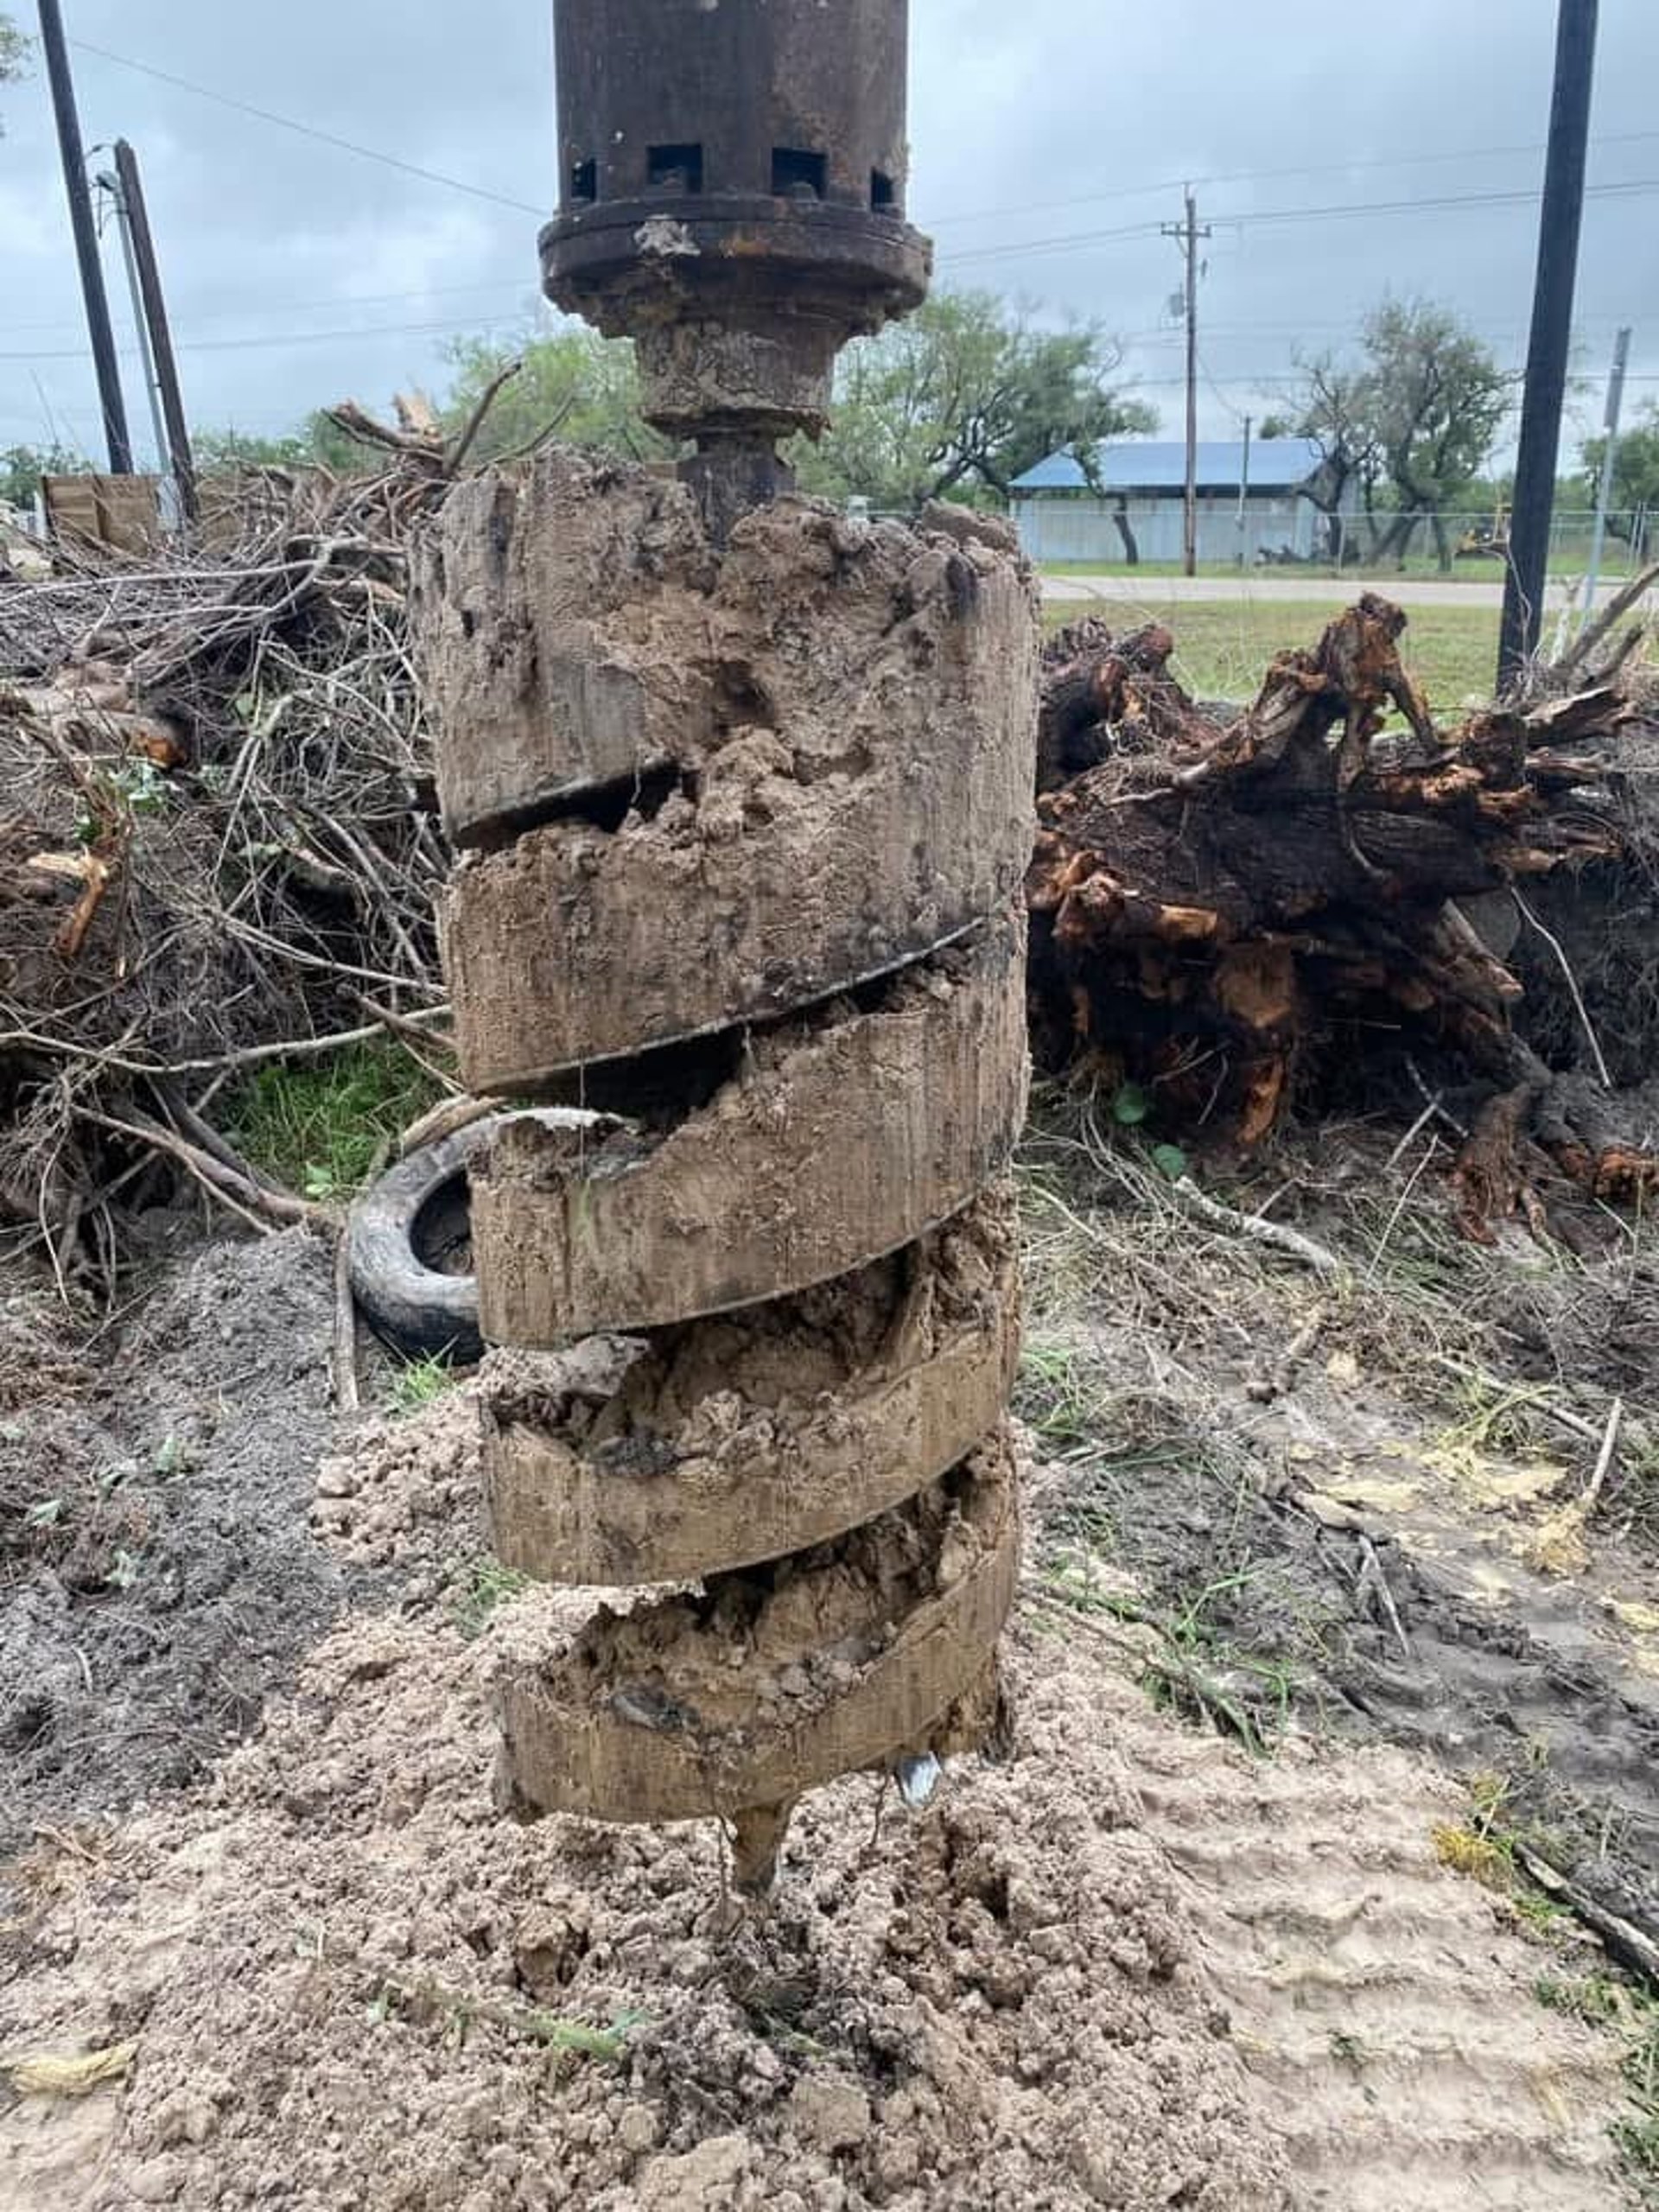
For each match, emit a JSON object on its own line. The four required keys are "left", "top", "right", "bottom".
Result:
{"left": 0, "top": 1230, "right": 352, "bottom": 1872}
{"left": 2, "top": 1113, "right": 1656, "bottom": 2209}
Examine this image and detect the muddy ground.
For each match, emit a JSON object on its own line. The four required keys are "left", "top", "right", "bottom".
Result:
{"left": 3, "top": 1109, "right": 1657, "bottom": 2209}
{"left": 0, "top": 1231, "right": 350, "bottom": 1874}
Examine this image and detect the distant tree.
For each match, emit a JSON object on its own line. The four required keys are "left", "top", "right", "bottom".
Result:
{"left": 193, "top": 427, "right": 314, "bottom": 473}
{"left": 2, "top": 441, "right": 80, "bottom": 507}
{"left": 797, "top": 290, "right": 1155, "bottom": 512}
{"left": 439, "top": 329, "right": 667, "bottom": 465}
{"left": 1, "top": 14, "right": 27, "bottom": 99}
{"left": 1581, "top": 400, "right": 1659, "bottom": 550}
{"left": 1277, "top": 355, "right": 1380, "bottom": 563}
{"left": 1278, "top": 301, "right": 1509, "bottom": 571}
{"left": 1360, "top": 300, "right": 1510, "bottom": 570}
{"left": 193, "top": 413, "right": 389, "bottom": 477}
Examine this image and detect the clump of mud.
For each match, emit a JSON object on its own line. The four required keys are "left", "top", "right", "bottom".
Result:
{"left": 482, "top": 1183, "right": 1018, "bottom": 1449}
{"left": 0, "top": 1611, "right": 1290, "bottom": 2212}
{"left": 534, "top": 1449, "right": 1010, "bottom": 1738}
{"left": 312, "top": 1388, "right": 484, "bottom": 1576}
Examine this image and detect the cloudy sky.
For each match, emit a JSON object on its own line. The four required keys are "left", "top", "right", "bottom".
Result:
{"left": 3, "top": 1, "right": 1656, "bottom": 474}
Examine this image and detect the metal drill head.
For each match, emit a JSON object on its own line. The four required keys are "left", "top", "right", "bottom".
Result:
{"left": 543, "top": 0, "right": 931, "bottom": 524}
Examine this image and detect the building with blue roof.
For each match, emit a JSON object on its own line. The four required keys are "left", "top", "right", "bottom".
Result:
{"left": 1009, "top": 436, "right": 1355, "bottom": 566}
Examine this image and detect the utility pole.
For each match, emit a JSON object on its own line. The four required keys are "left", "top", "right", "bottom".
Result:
{"left": 1581, "top": 323, "right": 1630, "bottom": 629}
{"left": 1498, "top": 0, "right": 1599, "bottom": 687}
{"left": 112, "top": 141, "right": 198, "bottom": 521}
{"left": 36, "top": 0, "right": 132, "bottom": 474}
{"left": 1236, "top": 412, "right": 1252, "bottom": 566}
{"left": 98, "top": 167, "right": 169, "bottom": 498}
{"left": 1162, "top": 190, "right": 1211, "bottom": 576}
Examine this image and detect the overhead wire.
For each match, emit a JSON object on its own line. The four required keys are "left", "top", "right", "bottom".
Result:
{"left": 67, "top": 37, "right": 546, "bottom": 217}
{"left": 940, "top": 176, "right": 1659, "bottom": 269}
{"left": 65, "top": 34, "right": 1659, "bottom": 243}
{"left": 0, "top": 311, "right": 537, "bottom": 365}
{"left": 7, "top": 36, "right": 1649, "bottom": 411}
{"left": 922, "top": 127, "right": 1659, "bottom": 228}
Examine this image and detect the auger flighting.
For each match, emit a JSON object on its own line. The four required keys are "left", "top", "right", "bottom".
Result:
{"left": 416, "top": 0, "right": 1037, "bottom": 1893}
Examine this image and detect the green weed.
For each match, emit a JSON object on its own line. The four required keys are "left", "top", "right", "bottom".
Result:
{"left": 453, "top": 1556, "right": 531, "bottom": 1640}
{"left": 390, "top": 1351, "right": 457, "bottom": 1414}
{"left": 224, "top": 1041, "right": 443, "bottom": 1201}
{"left": 525, "top": 2011, "right": 645, "bottom": 2062}
{"left": 1038, "top": 1550, "right": 1300, "bottom": 1758}
{"left": 104, "top": 1548, "right": 142, "bottom": 1593}
{"left": 1433, "top": 1773, "right": 1573, "bottom": 1936}
{"left": 1016, "top": 1334, "right": 1113, "bottom": 1453}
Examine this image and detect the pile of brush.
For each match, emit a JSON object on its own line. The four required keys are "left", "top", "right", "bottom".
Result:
{"left": 0, "top": 397, "right": 515, "bottom": 1281}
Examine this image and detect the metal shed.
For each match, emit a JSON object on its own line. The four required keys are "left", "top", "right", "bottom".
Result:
{"left": 1010, "top": 437, "right": 1348, "bottom": 565}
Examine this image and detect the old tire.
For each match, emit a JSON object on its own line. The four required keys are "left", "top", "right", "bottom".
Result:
{"left": 347, "top": 1121, "right": 501, "bottom": 1363}
{"left": 350, "top": 1110, "right": 603, "bottom": 1361}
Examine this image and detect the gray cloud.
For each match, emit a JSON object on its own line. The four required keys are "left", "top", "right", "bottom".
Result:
{"left": 3, "top": 1, "right": 1655, "bottom": 467}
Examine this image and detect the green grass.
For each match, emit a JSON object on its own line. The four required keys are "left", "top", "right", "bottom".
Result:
{"left": 1037, "top": 1547, "right": 1300, "bottom": 1758}
{"left": 225, "top": 1040, "right": 444, "bottom": 1201}
{"left": 390, "top": 1351, "right": 459, "bottom": 1414}
{"left": 1043, "top": 593, "right": 1502, "bottom": 713}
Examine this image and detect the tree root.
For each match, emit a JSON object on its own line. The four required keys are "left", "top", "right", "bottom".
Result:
{"left": 1029, "top": 596, "right": 1657, "bottom": 1241}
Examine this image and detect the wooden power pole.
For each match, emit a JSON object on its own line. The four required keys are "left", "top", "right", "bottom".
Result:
{"left": 37, "top": 0, "right": 132, "bottom": 473}
{"left": 1163, "top": 191, "right": 1211, "bottom": 576}
{"left": 113, "top": 141, "right": 198, "bottom": 521}
{"left": 1498, "top": 0, "right": 1599, "bottom": 687}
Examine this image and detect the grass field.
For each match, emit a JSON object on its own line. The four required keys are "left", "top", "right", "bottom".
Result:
{"left": 1044, "top": 593, "right": 1503, "bottom": 710}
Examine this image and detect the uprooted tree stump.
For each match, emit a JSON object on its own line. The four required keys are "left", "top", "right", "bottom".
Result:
{"left": 1027, "top": 593, "right": 1659, "bottom": 1240}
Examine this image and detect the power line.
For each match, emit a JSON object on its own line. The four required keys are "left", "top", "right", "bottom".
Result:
{"left": 54, "top": 28, "right": 1659, "bottom": 264}
{"left": 68, "top": 37, "right": 546, "bottom": 217}
{"left": 3, "top": 278, "right": 546, "bottom": 339}
{"left": 0, "top": 311, "right": 532, "bottom": 365}
{"left": 921, "top": 126, "right": 1659, "bottom": 229}
{"left": 72, "top": 30, "right": 1659, "bottom": 245}
{"left": 43, "top": 29, "right": 1659, "bottom": 340}
{"left": 1197, "top": 348, "right": 1249, "bottom": 426}
{"left": 940, "top": 175, "right": 1659, "bottom": 269}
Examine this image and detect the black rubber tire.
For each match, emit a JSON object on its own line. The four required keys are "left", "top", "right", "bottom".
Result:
{"left": 347, "top": 1118, "right": 504, "bottom": 1363}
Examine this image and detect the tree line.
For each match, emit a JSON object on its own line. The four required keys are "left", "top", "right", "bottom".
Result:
{"left": 5, "top": 261, "right": 1653, "bottom": 570}
{"left": 3, "top": 12, "right": 1650, "bottom": 566}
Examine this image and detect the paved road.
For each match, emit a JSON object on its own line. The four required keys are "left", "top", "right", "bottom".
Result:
{"left": 1040, "top": 572, "right": 1639, "bottom": 611}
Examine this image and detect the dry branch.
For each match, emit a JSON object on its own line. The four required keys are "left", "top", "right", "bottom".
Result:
{"left": 0, "top": 406, "right": 482, "bottom": 1266}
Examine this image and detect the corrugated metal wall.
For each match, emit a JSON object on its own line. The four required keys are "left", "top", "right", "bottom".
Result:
{"left": 1014, "top": 492, "right": 1319, "bottom": 566}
